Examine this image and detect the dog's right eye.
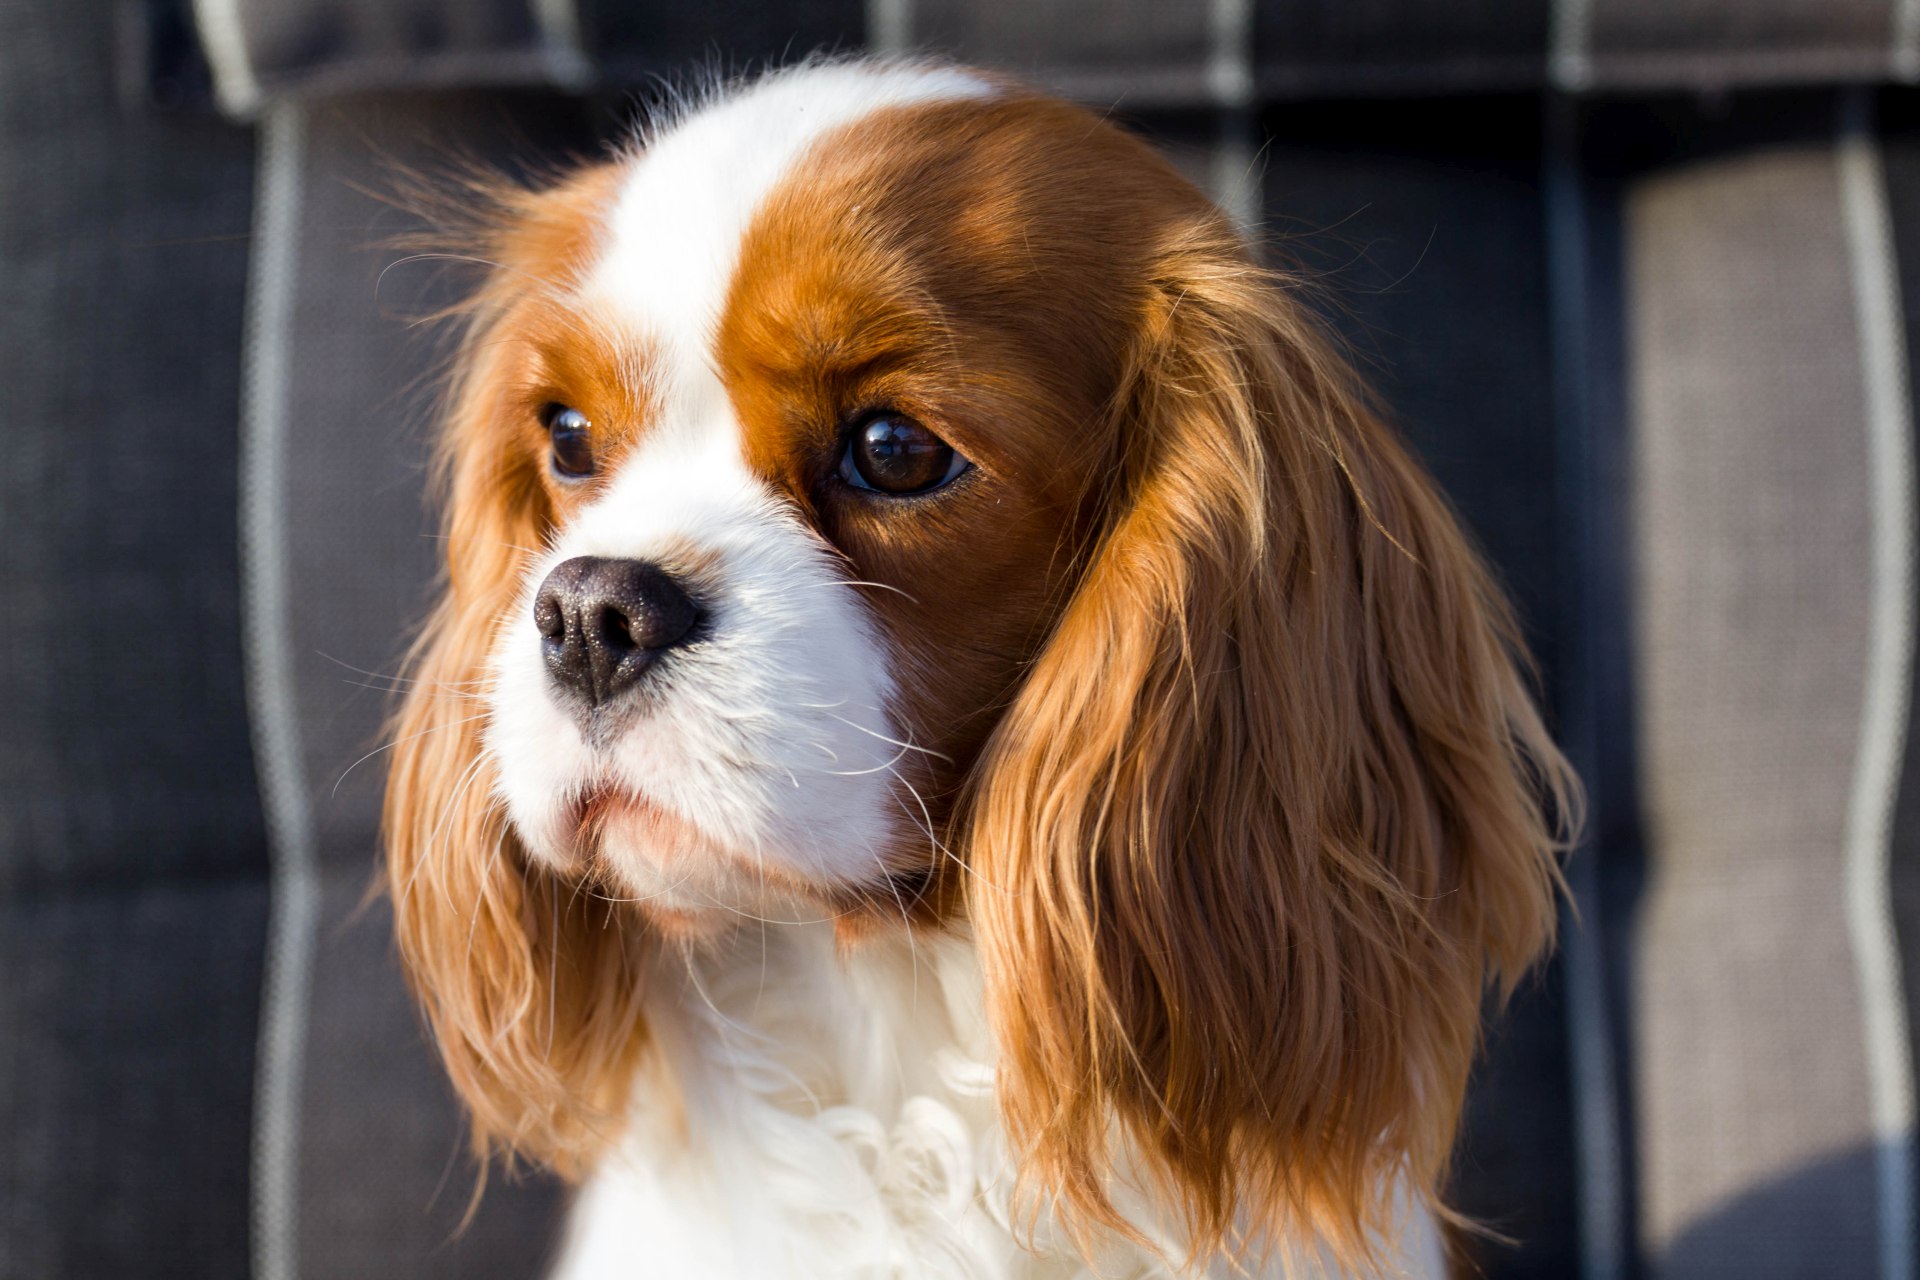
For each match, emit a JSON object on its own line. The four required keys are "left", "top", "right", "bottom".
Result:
{"left": 541, "top": 404, "right": 595, "bottom": 479}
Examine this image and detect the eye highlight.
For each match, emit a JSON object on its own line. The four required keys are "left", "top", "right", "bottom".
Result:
{"left": 541, "top": 404, "right": 595, "bottom": 479}
{"left": 838, "top": 413, "right": 970, "bottom": 496}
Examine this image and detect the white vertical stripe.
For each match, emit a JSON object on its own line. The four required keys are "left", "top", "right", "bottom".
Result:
{"left": 1840, "top": 91, "right": 1919, "bottom": 1280}
{"left": 1544, "top": 102, "right": 1627, "bottom": 1280}
{"left": 1549, "top": 0, "right": 1594, "bottom": 92}
{"left": 531, "top": 0, "right": 593, "bottom": 88}
{"left": 1897, "top": 0, "right": 1920, "bottom": 83}
{"left": 243, "top": 103, "right": 317, "bottom": 1280}
{"left": 190, "top": 0, "right": 262, "bottom": 117}
{"left": 866, "top": 0, "right": 914, "bottom": 57}
{"left": 1207, "top": 0, "right": 1258, "bottom": 231}
{"left": 1207, "top": 0, "right": 1254, "bottom": 107}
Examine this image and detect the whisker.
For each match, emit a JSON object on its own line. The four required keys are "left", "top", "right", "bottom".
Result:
{"left": 707, "top": 900, "right": 851, "bottom": 927}
{"left": 402, "top": 751, "right": 494, "bottom": 912}
{"left": 820, "top": 712, "right": 955, "bottom": 763}
{"left": 338, "top": 678, "right": 485, "bottom": 701}
{"left": 377, "top": 252, "right": 584, "bottom": 315}
{"left": 808, "top": 741, "right": 914, "bottom": 777}
{"left": 333, "top": 713, "right": 489, "bottom": 800}
{"left": 315, "top": 650, "right": 492, "bottom": 692}
{"left": 796, "top": 578, "right": 922, "bottom": 604}
{"left": 886, "top": 761, "right": 1005, "bottom": 895}
{"left": 578, "top": 865, "right": 705, "bottom": 905}
{"left": 396, "top": 753, "right": 485, "bottom": 911}
{"left": 879, "top": 850, "right": 922, "bottom": 1015}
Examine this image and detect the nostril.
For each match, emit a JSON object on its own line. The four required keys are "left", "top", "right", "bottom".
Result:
{"left": 533, "top": 591, "right": 566, "bottom": 640}
{"left": 594, "top": 566, "right": 698, "bottom": 653}
{"left": 533, "top": 556, "right": 703, "bottom": 711}
{"left": 597, "top": 606, "right": 637, "bottom": 651}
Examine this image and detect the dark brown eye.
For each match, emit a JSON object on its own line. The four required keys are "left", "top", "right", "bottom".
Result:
{"left": 542, "top": 404, "right": 594, "bottom": 479}
{"left": 838, "top": 413, "right": 968, "bottom": 495}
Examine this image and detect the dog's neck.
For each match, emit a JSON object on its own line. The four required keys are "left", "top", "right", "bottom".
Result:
{"left": 550, "top": 921, "right": 1444, "bottom": 1279}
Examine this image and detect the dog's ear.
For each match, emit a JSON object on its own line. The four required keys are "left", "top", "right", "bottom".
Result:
{"left": 383, "top": 166, "right": 647, "bottom": 1178}
{"left": 965, "top": 218, "right": 1576, "bottom": 1265}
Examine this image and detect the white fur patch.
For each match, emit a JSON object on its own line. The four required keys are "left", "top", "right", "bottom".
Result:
{"left": 587, "top": 59, "right": 993, "bottom": 423}
{"left": 550, "top": 927, "right": 1445, "bottom": 1279}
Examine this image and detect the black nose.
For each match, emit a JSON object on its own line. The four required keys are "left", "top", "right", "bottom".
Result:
{"left": 533, "top": 557, "right": 700, "bottom": 708}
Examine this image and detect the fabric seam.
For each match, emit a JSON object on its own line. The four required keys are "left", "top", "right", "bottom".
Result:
{"left": 241, "top": 103, "right": 317, "bottom": 1280}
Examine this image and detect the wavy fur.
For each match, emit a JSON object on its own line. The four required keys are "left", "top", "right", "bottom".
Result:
{"left": 965, "top": 220, "right": 1576, "bottom": 1266}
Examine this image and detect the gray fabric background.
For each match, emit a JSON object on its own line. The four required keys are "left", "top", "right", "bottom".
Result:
{"left": 265, "top": 94, "right": 597, "bottom": 1278}
{"left": 0, "top": 2, "right": 263, "bottom": 1277}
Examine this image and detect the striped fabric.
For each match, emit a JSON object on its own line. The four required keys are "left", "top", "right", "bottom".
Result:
{"left": 6, "top": 0, "right": 1920, "bottom": 1277}
{"left": 1624, "top": 119, "right": 1896, "bottom": 1277}
{"left": 183, "top": 0, "right": 1920, "bottom": 113}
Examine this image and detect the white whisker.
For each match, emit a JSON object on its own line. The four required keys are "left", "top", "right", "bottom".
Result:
{"left": 333, "top": 713, "right": 489, "bottom": 800}
{"left": 821, "top": 711, "right": 955, "bottom": 763}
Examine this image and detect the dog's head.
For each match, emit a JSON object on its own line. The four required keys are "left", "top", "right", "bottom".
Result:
{"left": 383, "top": 59, "right": 1573, "bottom": 1262}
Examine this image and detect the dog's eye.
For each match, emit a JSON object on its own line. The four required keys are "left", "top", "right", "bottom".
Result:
{"left": 838, "top": 413, "right": 969, "bottom": 495}
{"left": 542, "top": 404, "right": 595, "bottom": 479}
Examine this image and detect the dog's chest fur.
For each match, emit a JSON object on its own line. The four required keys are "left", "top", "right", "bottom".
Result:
{"left": 549, "top": 926, "right": 1442, "bottom": 1280}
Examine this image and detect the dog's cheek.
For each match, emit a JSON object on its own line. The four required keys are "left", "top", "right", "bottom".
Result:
{"left": 484, "top": 598, "right": 597, "bottom": 868}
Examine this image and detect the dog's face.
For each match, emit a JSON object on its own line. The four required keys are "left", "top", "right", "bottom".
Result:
{"left": 385, "top": 60, "right": 1573, "bottom": 1265}
{"left": 480, "top": 66, "right": 1190, "bottom": 931}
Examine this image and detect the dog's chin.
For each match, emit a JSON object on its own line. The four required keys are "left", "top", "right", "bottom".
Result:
{"left": 530, "top": 787, "right": 914, "bottom": 943}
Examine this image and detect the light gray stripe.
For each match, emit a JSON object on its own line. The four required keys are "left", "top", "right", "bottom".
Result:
{"left": 243, "top": 103, "right": 317, "bottom": 1280}
{"left": 1897, "top": 0, "right": 1920, "bottom": 82}
{"left": 866, "top": 0, "right": 913, "bottom": 56}
{"left": 531, "top": 0, "right": 592, "bottom": 88}
{"left": 1207, "top": 0, "right": 1258, "bottom": 230}
{"left": 1210, "top": 114, "right": 1259, "bottom": 235}
{"left": 1840, "top": 90, "right": 1919, "bottom": 1280}
{"left": 1545, "top": 102, "right": 1626, "bottom": 1280}
{"left": 1549, "top": 0, "right": 1594, "bottom": 91}
{"left": 1207, "top": 0, "right": 1254, "bottom": 107}
{"left": 189, "top": 0, "right": 262, "bottom": 117}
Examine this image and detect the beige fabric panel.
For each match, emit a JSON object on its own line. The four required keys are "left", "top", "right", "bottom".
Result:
{"left": 1582, "top": 0, "right": 1897, "bottom": 86}
{"left": 1626, "top": 145, "right": 1880, "bottom": 1275}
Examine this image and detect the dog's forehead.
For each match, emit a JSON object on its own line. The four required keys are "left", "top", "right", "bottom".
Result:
{"left": 575, "top": 64, "right": 994, "bottom": 422}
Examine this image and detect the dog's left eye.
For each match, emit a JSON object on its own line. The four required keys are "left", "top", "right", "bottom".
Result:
{"left": 838, "top": 413, "right": 970, "bottom": 495}
{"left": 541, "top": 404, "right": 595, "bottom": 479}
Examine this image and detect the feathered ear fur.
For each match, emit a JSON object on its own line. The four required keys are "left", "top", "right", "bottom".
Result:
{"left": 965, "top": 218, "right": 1577, "bottom": 1265}
{"left": 382, "top": 166, "right": 647, "bottom": 1178}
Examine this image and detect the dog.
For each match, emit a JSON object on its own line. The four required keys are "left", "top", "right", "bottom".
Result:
{"left": 382, "top": 57, "right": 1574, "bottom": 1279}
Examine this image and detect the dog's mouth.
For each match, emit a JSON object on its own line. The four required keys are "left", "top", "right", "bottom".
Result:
{"left": 562, "top": 782, "right": 711, "bottom": 869}
{"left": 548, "top": 778, "right": 943, "bottom": 936}
{"left": 566, "top": 779, "right": 630, "bottom": 847}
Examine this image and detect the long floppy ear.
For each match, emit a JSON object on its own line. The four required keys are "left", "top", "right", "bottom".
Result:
{"left": 382, "top": 168, "right": 647, "bottom": 1178}
{"left": 966, "top": 218, "right": 1576, "bottom": 1265}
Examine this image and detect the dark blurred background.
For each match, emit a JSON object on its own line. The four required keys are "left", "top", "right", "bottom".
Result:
{"left": 5, "top": 0, "right": 1920, "bottom": 1276}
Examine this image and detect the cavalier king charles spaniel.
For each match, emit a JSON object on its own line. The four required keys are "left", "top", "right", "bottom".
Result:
{"left": 383, "top": 57, "right": 1574, "bottom": 1279}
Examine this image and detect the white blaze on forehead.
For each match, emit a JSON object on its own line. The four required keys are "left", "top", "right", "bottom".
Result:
{"left": 581, "top": 61, "right": 994, "bottom": 426}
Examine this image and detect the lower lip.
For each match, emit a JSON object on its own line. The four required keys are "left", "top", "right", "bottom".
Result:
{"left": 570, "top": 784, "right": 674, "bottom": 845}
{"left": 560, "top": 789, "right": 903, "bottom": 916}
{"left": 571, "top": 783, "right": 621, "bottom": 837}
